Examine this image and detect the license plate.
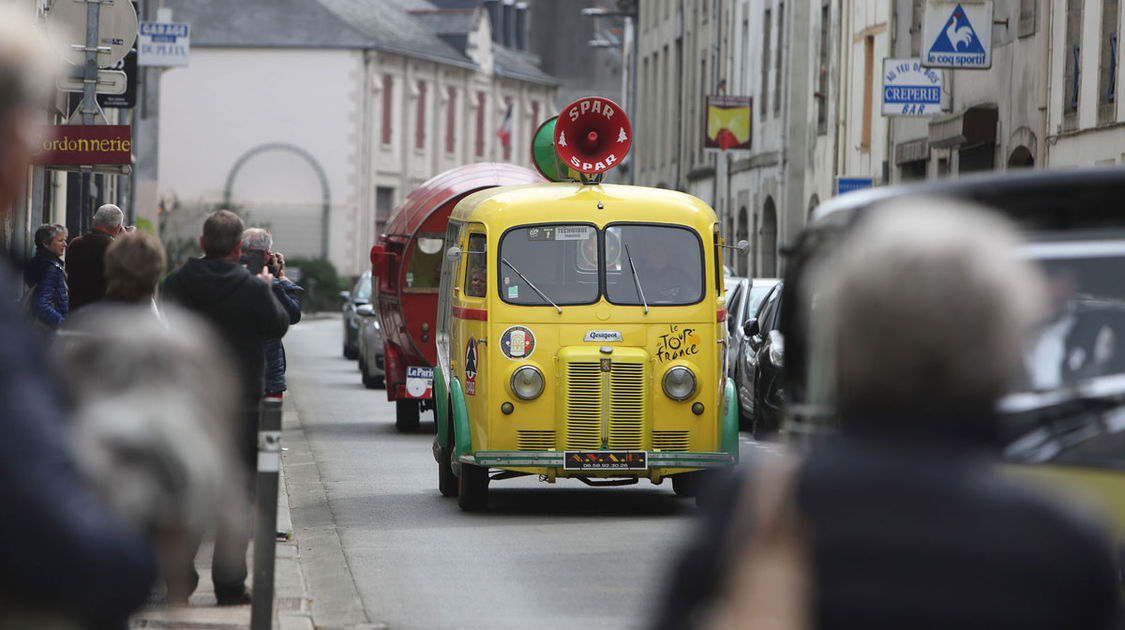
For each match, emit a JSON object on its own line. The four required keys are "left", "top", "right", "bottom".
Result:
{"left": 405, "top": 366, "right": 433, "bottom": 398}
{"left": 563, "top": 451, "right": 648, "bottom": 470}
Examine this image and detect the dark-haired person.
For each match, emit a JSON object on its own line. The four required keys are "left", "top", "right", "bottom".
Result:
{"left": 162, "top": 209, "right": 290, "bottom": 606}
{"left": 24, "top": 223, "right": 69, "bottom": 331}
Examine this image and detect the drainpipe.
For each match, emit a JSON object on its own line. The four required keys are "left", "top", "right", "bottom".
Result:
{"left": 1036, "top": 0, "right": 1051, "bottom": 167}
{"left": 835, "top": 0, "right": 851, "bottom": 182}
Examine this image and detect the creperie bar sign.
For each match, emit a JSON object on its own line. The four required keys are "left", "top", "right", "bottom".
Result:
{"left": 31, "top": 125, "right": 132, "bottom": 166}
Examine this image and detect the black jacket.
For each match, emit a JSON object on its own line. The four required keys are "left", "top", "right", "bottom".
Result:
{"left": 162, "top": 257, "right": 290, "bottom": 410}
{"left": 65, "top": 229, "right": 113, "bottom": 311}
{"left": 653, "top": 438, "right": 1123, "bottom": 630}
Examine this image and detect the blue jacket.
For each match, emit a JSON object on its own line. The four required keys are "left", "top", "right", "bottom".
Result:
{"left": 265, "top": 277, "right": 303, "bottom": 394}
{"left": 24, "top": 250, "right": 68, "bottom": 328}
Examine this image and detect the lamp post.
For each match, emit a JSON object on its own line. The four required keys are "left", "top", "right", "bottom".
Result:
{"left": 581, "top": 1, "right": 638, "bottom": 184}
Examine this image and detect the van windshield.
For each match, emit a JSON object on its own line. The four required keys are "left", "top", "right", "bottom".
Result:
{"left": 496, "top": 223, "right": 705, "bottom": 307}
{"left": 607, "top": 224, "right": 704, "bottom": 306}
{"left": 498, "top": 224, "right": 600, "bottom": 305}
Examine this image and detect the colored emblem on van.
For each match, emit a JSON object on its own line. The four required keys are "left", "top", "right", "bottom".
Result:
{"left": 500, "top": 325, "right": 536, "bottom": 360}
{"left": 465, "top": 337, "right": 477, "bottom": 395}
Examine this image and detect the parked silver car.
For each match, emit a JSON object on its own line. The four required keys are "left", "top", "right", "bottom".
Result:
{"left": 356, "top": 303, "right": 385, "bottom": 389}
{"left": 727, "top": 277, "right": 781, "bottom": 430}
{"left": 340, "top": 270, "right": 371, "bottom": 360}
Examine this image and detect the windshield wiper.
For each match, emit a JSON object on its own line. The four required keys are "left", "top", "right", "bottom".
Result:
{"left": 623, "top": 243, "right": 649, "bottom": 314}
{"left": 501, "top": 258, "right": 561, "bottom": 314}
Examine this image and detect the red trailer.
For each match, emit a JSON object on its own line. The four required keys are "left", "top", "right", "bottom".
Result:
{"left": 370, "top": 163, "right": 543, "bottom": 431}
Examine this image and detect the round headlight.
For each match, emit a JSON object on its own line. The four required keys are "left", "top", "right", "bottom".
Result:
{"left": 662, "top": 366, "right": 697, "bottom": 401}
{"left": 510, "top": 365, "right": 545, "bottom": 400}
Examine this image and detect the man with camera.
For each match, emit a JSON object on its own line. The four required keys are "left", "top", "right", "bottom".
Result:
{"left": 162, "top": 210, "right": 290, "bottom": 605}
{"left": 241, "top": 227, "right": 303, "bottom": 399}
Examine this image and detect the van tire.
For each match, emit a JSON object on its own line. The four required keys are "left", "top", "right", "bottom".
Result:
{"left": 395, "top": 399, "right": 420, "bottom": 432}
{"left": 438, "top": 422, "right": 457, "bottom": 498}
{"left": 458, "top": 463, "right": 489, "bottom": 511}
{"left": 671, "top": 472, "right": 700, "bottom": 498}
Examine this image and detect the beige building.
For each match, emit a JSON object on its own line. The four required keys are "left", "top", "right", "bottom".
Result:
{"left": 155, "top": 0, "right": 556, "bottom": 277}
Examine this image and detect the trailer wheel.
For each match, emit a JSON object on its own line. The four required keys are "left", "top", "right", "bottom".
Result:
{"left": 395, "top": 399, "right": 420, "bottom": 432}
{"left": 458, "top": 462, "right": 489, "bottom": 511}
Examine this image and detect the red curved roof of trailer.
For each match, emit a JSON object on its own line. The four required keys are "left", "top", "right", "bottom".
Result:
{"left": 383, "top": 162, "right": 544, "bottom": 240}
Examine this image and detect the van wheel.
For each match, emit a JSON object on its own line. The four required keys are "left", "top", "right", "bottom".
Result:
{"left": 672, "top": 472, "right": 700, "bottom": 498}
{"left": 438, "top": 421, "right": 457, "bottom": 498}
{"left": 395, "top": 400, "right": 420, "bottom": 432}
{"left": 458, "top": 463, "right": 489, "bottom": 511}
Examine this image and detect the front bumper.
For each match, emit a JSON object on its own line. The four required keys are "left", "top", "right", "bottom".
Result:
{"left": 463, "top": 450, "right": 734, "bottom": 470}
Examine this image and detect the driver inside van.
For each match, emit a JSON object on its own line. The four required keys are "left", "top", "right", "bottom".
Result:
{"left": 637, "top": 239, "right": 694, "bottom": 302}
{"left": 468, "top": 267, "right": 487, "bottom": 298}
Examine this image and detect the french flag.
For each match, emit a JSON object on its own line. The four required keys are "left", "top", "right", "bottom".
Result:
{"left": 497, "top": 101, "right": 513, "bottom": 150}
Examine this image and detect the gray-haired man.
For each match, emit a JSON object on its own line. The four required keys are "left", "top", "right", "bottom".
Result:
{"left": 66, "top": 203, "right": 136, "bottom": 311}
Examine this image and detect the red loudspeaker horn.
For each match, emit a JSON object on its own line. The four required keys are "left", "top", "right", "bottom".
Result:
{"left": 554, "top": 96, "right": 632, "bottom": 176}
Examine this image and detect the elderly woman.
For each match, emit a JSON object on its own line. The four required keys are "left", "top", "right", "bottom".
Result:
{"left": 23, "top": 223, "right": 69, "bottom": 330}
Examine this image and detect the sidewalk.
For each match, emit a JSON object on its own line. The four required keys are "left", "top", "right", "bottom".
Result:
{"left": 130, "top": 403, "right": 314, "bottom": 630}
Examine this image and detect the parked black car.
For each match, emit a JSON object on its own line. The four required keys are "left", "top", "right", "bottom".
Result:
{"left": 735, "top": 280, "right": 784, "bottom": 438}
{"left": 340, "top": 270, "right": 371, "bottom": 360}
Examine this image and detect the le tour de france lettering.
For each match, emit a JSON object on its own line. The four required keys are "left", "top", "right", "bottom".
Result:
{"left": 656, "top": 324, "right": 700, "bottom": 363}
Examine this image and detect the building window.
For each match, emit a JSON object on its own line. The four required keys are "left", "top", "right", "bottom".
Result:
{"left": 1098, "top": 0, "right": 1118, "bottom": 124}
{"left": 415, "top": 80, "right": 427, "bottom": 150}
{"left": 740, "top": 17, "right": 749, "bottom": 94}
{"left": 761, "top": 8, "right": 771, "bottom": 116}
{"left": 475, "top": 91, "right": 486, "bottom": 158}
{"left": 529, "top": 100, "right": 539, "bottom": 143}
{"left": 861, "top": 35, "right": 873, "bottom": 151}
{"left": 817, "top": 2, "right": 830, "bottom": 134}
{"left": 375, "top": 186, "right": 394, "bottom": 235}
{"left": 774, "top": 2, "right": 784, "bottom": 117}
{"left": 445, "top": 86, "right": 457, "bottom": 154}
{"left": 1063, "top": 0, "right": 1083, "bottom": 131}
{"left": 381, "top": 74, "right": 393, "bottom": 145}
{"left": 910, "top": 0, "right": 924, "bottom": 55}
{"left": 1018, "top": 0, "right": 1037, "bottom": 37}
{"left": 500, "top": 97, "right": 513, "bottom": 161}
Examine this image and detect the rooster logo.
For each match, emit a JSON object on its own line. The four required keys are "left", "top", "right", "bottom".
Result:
{"left": 945, "top": 11, "right": 974, "bottom": 50}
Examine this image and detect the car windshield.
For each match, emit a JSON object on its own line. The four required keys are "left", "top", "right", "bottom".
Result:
{"left": 354, "top": 272, "right": 372, "bottom": 301}
{"left": 746, "top": 281, "right": 779, "bottom": 320}
{"left": 497, "top": 224, "right": 600, "bottom": 305}
{"left": 1018, "top": 239, "right": 1125, "bottom": 391}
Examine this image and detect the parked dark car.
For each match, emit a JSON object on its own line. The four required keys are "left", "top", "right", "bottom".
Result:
{"left": 727, "top": 277, "right": 780, "bottom": 382}
{"left": 735, "top": 280, "right": 785, "bottom": 438}
{"left": 340, "top": 270, "right": 371, "bottom": 360}
{"left": 356, "top": 302, "right": 386, "bottom": 388}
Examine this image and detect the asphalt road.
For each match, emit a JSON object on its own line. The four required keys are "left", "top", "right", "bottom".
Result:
{"left": 283, "top": 316, "right": 758, "bottom": 630}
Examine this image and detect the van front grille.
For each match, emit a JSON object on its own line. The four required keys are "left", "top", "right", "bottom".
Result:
{"left": 562, "top": 356, "right": 649, "bottom": 450}
{"left": 653, "top": 430, "right": 690, "bottom": 452}
{"left": 517, "top": 430, "right": 556, "bottom": 451}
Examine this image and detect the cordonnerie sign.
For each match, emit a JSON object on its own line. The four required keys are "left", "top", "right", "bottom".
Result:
{"left": 32, "top": 125, "right": 132, "bottom": 166}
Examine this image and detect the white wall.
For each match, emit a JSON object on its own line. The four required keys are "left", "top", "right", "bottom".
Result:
{"left": 158, "top": 47, "right": 364, "bottom": 275}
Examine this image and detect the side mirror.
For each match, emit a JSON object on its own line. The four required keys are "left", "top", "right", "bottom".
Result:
{"left": 446, "top": 245, "right": 463, "bottom": 261}
{"left": 356, "top": 304, "right": 375, "bottom": 316}
{"left": 736, "top": 239, "right": 750, "bottom": 255}
{"left": 339, "top": 290, "right": 351, "bottom": 302}
{"left": 743, "top": 317, "right": 760, "bottom": 338}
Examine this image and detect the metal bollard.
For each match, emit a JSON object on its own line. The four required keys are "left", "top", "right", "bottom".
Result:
{"left": 251, "top": 397, "right": 282, "bottom": 630}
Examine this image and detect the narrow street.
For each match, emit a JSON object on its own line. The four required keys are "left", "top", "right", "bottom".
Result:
{"left": 283, "top": 316, "right": 722, "bottom": 629}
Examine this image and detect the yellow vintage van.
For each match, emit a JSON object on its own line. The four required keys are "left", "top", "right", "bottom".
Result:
{"left": 430, "top": 181, "right": 740, "bottom": 510}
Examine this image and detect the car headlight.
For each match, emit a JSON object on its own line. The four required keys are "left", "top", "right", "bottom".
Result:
{"left": 662, "top": 366, "right": 697, "bottom": 401}
{"left": 510, "top": 365, "right": 544, "bottom": 400}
